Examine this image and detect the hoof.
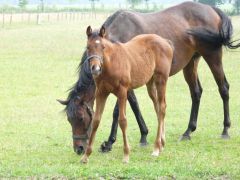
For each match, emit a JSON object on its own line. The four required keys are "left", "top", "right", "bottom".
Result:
{"left": 139, "top": 135, "right": 148, "bottom": 147}
{"left": 221, "top": 134, "right": 230, "bottom": 139}
{"left": 99, "top": 141, "right": 112, "bottom": 153}
{"left": 80, "top": 155, "right": 89, "bottom": 164}
{"left": 139, "top": 141, "right": 148, "bottom": 147}
{"left": 122, "top": 156, "right": 129, "bottom": 163}
{"left": 151, "top": 149, "right": 160, "bottom": 157}
{"left": 178, "top": 135, "right": 191, "bottom": 141}
{"left": 151, "top": 151, "right": 159, "bottom": 157}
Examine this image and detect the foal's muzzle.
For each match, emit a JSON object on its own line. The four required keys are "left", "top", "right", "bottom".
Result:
{"left": 91, "top": 65, "right": 101, "bottom": 76}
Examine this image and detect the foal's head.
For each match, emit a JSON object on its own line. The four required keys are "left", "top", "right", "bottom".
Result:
{"left": 86, "top": 25, "right": 106, "bottom": 76}
{"left": 58, "top": 92, "right": 94, "bottom": 155}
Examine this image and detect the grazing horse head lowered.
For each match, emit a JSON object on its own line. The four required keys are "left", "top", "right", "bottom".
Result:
{"left": 80, "top": 25, "right": 173, "bottom": 164}
{"left": 57, "top": 69, "right": 95, "bottom": 154}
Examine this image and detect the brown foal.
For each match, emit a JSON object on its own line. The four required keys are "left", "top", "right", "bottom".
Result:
{"left": 80, "top": 26, "right": 173, "bottom": 163}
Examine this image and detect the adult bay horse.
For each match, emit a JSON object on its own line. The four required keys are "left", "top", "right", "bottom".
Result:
{"left": 58, "top": 2, "right": 240, "bottom": 154}
{"left": 80, "top": 26, "right": 173, "bottom": 163}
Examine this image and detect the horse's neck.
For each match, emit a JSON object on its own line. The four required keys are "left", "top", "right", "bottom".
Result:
{"left": 102, "top": 40, "right": 123, "bottom": 67}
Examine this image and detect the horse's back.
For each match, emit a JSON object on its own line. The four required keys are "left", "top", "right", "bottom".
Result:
{"left": 123, "top": 34, "right": 173, "bottom": 88}
{"left": 103, "top": 2, "right": 222, "bottom": 75}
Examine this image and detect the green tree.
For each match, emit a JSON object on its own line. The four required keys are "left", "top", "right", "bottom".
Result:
{"left": 198, "top": 0, "right": 223, "bottom": 6}
{"left": 39, "top": 0, "right": 44, "bottom": 12}
{"left": 89, "top": 0, "right": 99, "bottom": 11}
{"left": 144, "top": 0, "right": 150, "bottom": 10}
{"left": 127, "top": 0, "right": 143, "bottom": 9}
{"left": 235, "top": 0, "right": 240, "bottom": 14}
{"left": 68, "top": 0, "right": 79, "bottom": 4}
{"left": 18, "top": 0, "right": 28, "bottom": 10}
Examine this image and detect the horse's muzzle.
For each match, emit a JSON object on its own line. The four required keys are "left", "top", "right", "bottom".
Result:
{"left": 74, "top": 146, "right": 85, "bottom": 155}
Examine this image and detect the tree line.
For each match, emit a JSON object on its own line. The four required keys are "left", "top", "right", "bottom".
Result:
{"left": 14, "top": 0, "right": 240, "bottom": 15}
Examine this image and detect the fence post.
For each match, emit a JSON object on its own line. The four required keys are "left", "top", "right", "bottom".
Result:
{"left": 28, "top": 13, "right": 31, "bottom": 24}
{"left": 10, "top": 12, "right": 13, "bottom": 25}
{"left": 2, "top": 9, "right": 5, "bottom": 28}
{"left": 37, "top": 13, "right": 40, "bottom": 25}
{"left": 48, "top": 13, "right": 50, "bottom": 22}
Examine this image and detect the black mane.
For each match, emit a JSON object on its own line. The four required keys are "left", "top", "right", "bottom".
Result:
{"left": 64, "top": 51, "right": 95, "bottom": 118}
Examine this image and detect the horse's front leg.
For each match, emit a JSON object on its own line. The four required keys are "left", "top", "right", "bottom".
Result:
{"left": 80, "top": 91, "right": 109, "bottom": 164}
{"left": 117, "top": 87, "right": 130, "bottom": 163}
{"left": 99, "top": 101, "right": 119, "bottom": 152}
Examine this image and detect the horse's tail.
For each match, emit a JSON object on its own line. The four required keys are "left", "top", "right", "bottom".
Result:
{"left": 187, "top": 7, "right": 240, "bottom": 49}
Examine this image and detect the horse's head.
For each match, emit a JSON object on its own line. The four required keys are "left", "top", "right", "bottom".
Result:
{"left": 57, "top": 94, "right": 93, "bottom": 155}
{"left": 86, "top": 25, "right": 106, "bottom": 76}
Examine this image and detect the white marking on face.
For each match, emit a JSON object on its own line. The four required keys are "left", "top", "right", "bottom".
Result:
{"left": 95, "top": 40, "right": 100, "bottom": 44}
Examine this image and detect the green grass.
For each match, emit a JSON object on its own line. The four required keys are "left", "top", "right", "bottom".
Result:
{"left": 0, "top": 16, "right": 240, "bottom": 179}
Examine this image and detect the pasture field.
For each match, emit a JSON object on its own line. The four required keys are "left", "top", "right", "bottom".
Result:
{"left": 0, "top": 15, "right": 240, "bottom": 179}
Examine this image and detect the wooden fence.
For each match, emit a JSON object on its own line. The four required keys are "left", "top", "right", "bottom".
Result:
{"left": 0, "top": 12, "right": 110, "bottom": 28}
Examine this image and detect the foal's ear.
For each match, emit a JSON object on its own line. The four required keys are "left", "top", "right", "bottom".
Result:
{"left": 99, "top": 26, "right": 106, "bottom": 38}
{"left": 57, "top": 99, "right": 69, "bottom": 106}
{"left": 86, "top": 26, "right": 92, "bottom": 37}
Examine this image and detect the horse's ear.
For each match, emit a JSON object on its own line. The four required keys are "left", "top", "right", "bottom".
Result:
{"left": 99, "top": 26, "right": 106, "bottom": 38}
{"left": 57, "top": 99, "right": 69, "bottom": 106}
{"left": 86, "top": 26, "right": 92, "bottom": 37}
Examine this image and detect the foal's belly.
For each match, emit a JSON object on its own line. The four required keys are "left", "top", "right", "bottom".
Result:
{"left": 129, "top": 64, "right": 155, "bottom": 89}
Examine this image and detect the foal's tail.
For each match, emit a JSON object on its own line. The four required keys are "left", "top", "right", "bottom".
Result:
{"left": 187, "top": 7, "right": 240, "bottom": 49}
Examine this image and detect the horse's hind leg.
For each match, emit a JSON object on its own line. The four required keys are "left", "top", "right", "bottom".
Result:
{"left": 203, "top": 49, "right": 230, "bottom": 139}
{"left": 180, "top": 56, "right": 203, "bottom": 141}
{"left": 147, "top": 77, "right": 167, "bottom": 156}
{"left": 127, "top": 90, "right": 148, "bottom": 146}
{"left": 118, "top": 87, "right": 130, "bottom": 163}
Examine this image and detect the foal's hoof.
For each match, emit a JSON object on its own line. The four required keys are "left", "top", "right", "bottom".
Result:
{"left": 221, "top": 134, "right": 230, "bottom": 139}
{"left": 122, "top": 156, "right": 129, "bottom": 163}
{"left": 151, "top": 148, "right": 161, "bottom": 157}
{"left": 151, "top": 151, "right": 160, "bottom": 157}
{"left": 80, "top": 155, "right": 89, "bottom": 164}
{"left": 178, "top": 135, "right": 191, "bottom": 141}
{"left": 99, "top": 141, "right": 112, "bottom": 153}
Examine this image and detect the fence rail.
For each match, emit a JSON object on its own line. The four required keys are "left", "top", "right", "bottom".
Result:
{"left": 0, "top": 12, "right": 110, "bottom": 27}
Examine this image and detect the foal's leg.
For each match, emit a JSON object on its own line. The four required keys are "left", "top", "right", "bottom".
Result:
{"left": 180, "top": 57, "right": 203, "bottom": 140}
{"left": 118, "top": 87, "right": 130, "bottom": 163}
{"left": 147, "top": 80, "right": 165, "bottom": 155}
{"left": 203, "top": 49, "right": 230, "bottom": 139}
{"left": 147, "top": 80, "right": 159, "bottom": 119}
{"left": 80, "top": 92, "right": 109, "bottom": 163}
{"left": 151, "top": 76, "right": 167, "bottom": 156}
{"left": 100, "top": 101, "right": 119, "bottom": 152}
{"left": 100, "top": 90, "right": 148, "bottom": 152}
{"left": 127, "top": 90, "right": 148, "bottom": 146}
